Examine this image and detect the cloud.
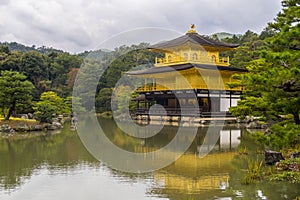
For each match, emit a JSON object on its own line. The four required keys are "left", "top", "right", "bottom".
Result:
{"left": 0, "top": 0, "right": 9, "bottom": 6}
{"left": 0, "top": 0, "right": 282, "bottom": 53}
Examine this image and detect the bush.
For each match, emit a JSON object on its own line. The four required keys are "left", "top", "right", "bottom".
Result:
{"left": 34, "top": 91, "right": 71, "bottom": 123}
{"left": 251, "top": 122, "right": 300, "bottom": 150}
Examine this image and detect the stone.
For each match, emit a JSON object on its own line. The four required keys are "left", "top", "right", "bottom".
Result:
{"left": 21, "top": 114, "right": 28, "bottom": 119}
{"left": 47, "top": 124, "right": 57, "bottom": 130}
{"left": 70, "top": 125, "right": 77, "bottom": 131}
{"left": 265, "top": 150, "right": 284, "bottom": 165}
{"left": 60, "top": 118, "right": 67, "bottom": 124}
{"left": 15, "top": 123, "right": 30, "bottom": 132}
{"left": 52, "top": 118, "right": 59, "bottom": 123}
{"left": 27, "top": 113, "right": 33, "bottom": 119}
{"left": 245, "top": 116, "right": 254, "bottom": 123}
{"left": 52, "top": 122, "right": 63, "bottom": 129}
{"left": 246, "top": 121, "right": 261, "bottom": 129}
{"left": 0, "top": 124, "right": 12, "bottom": 133}
{"left": 291, "top": 152, "right": 300, "bottom": 159}
{"left": 31, "top": 124, "right": 44, "bottom": 131}
{"left": 57, "top": 115, "right": 64, "bottom": 123}
{"left": 9, "top": 129, "right": 16, "bottom": 134}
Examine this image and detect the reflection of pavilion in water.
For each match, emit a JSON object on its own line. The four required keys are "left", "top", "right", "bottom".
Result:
{"left": 133, "top": 126, "right": 241, "bottom": 154}
{"left": 106, "top": 120, "right": 241, "bottom": 195}
{"left": 100, "top": 120, "right": 242, "bottom": 197}
{"left": 196, "top": 128, "right": 241, "bottom": 156}
{"left": 152, "top": 151, "right": 235, "bottom": 195}
{"left": 141, "top": 127, "right": 241, "bottom": 196}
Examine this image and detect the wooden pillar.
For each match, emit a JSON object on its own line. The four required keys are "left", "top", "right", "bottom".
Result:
{"left": 164, "top": 92, "right": 167, "bottom": 107}
{"left": 230, "top": 91, "right": 232, "bottom": 108}
{"left": 208, "top": 90, "right": 211, "bottom": 112}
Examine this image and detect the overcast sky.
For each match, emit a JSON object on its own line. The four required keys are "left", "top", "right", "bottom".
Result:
{"left": 0, "top": 0, "right": 282, "bottom": 53}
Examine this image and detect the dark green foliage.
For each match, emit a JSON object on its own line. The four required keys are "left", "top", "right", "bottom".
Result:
{"left": 20, "top": 51, "right": 49, "bottom": 92}
{"left": 96, "top": 88, "right": 113, "bottom": 113}
{"left": 252, "top": 122, "right": 300, "bottom": 150}
{"left": 0, "top": 42, "right": 64, "bottom": 54}
{"left": 0, "top": 71, "right": 34, "bottom": 120}
{"left": 48, "top": 52, "right": 82, "bottom": 96}
{"left": 222, "top": 30, "right": 268, "bottom": 69}
{"left": 98, "top": 43, "right": 160, "bottom": 89}
{"left": 229, "top": 0, "right": 300, "bottom": 149}
{"left": 0, "top": 45, "right": 83, "bottom": 99}
{"left": 73, "top": 62, "right": 103, "bottom": 111}
{"left": 0, "top": 48, "right": 22, "bottom": 71}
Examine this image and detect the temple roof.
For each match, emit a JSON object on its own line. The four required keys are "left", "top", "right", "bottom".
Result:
{"left": 149, "top": 32, "right": 239, "bottom": 50}
{"left": 127, "top": 63, "right": 248, "bottom": 76}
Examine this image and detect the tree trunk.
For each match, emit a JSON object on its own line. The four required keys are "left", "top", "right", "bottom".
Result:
{"left": 4, "top": 101, "right": 15, "bottom": 121}
{"left": 4, "top": 106, "right": 14, "bottom": 120}
{"left": 293, "top": 113, "right": 300, "bottom": 125}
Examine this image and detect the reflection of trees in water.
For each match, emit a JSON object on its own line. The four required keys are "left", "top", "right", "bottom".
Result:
{"left": 228, "top": 131, "right": 300, "bottom": 200}
{"left": 0, "top": 124, "right": 98, "bottom": 190}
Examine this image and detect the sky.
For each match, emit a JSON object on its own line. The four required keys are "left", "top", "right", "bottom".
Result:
{"left": 0, "top": 0, "right": 282, "bottom": 53}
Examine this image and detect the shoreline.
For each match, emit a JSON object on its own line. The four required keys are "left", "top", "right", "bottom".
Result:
{"left": 0, "top": 116, "right": 71, "bottom": 135}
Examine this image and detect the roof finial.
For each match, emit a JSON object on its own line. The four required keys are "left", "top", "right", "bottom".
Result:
{"left": 187, "top": 24, "right": 197, "bottom": 34}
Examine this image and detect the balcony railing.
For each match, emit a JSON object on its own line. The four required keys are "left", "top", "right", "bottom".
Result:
{"left": 135, "top": 83, "right": 243, "bottom": 92}
{"left": 155, "top": 55, "right": 230, "bottom": 67}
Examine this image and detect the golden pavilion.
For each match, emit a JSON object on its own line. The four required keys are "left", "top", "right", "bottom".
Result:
{"left": 128, "top": 25, "right": 247, "bottom": 118}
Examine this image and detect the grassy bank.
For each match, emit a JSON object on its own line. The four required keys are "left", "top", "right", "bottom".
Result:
{"left": 0, "top": 117, "right": 39, "bottom": 129}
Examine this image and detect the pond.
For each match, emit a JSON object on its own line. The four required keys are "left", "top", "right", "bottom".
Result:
{"left": 0, "top": 118, "right": 299, "bottom": 200}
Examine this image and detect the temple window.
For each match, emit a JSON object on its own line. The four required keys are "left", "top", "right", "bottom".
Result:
{"left": 211, "top": 55, "right": 216, "bottom": 62}
{"left": 168, "top": 55, "right": 172, "bottom": 63}
{"left": 192, "top": 53, "right": 198, "bottom": 61}
{"left": 183, "top": 53, "right": 188, "bottom": 61}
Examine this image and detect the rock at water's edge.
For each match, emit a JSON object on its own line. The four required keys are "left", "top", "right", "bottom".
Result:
{"left": 265, "top": 150, "right": 284, "bottom": 165}
{"left": 15, "top": 123, "right": 30, "bottom": 132}
{"left": 0, "top": 124, "right": 12, "bottom": 133}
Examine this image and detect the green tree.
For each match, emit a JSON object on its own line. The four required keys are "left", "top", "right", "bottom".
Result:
{"left": 229, "top": 31, "right": 267, "bottom": 69}
{"left": 34, "top": 91, "right": 67, "bottom": 123}
{"left": 49, "top": 52, "right": 82, "bottom": 96}
{"left": 19, "top": 51, "right": 49, "bottom": 96}
{"left": 96, "top": 88, "right": 112, "bottom": 113}
{"left": 111, "top": 85, "right": 137, "bottom": 115}
{"left": 0, "top": 71, "right": 34, "bottom": 120}
{"left": 74, "top": 62, "right": 103, "bottom": 111}
{"left": 229, "top": 0, "right": 300, "bottom": 138}
{"left": 0, "top": 46, "right": 23, "bottom": 72}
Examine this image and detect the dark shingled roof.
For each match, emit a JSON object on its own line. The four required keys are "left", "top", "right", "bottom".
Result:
{"left": 149, "top": 32, "right": 239, "bottom": 50}
{"left": 127, "top": 63, "right": 248, "bottom": 76}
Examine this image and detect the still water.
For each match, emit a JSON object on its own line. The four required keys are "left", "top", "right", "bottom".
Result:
{"left": 0, "top": 119, "right": 299, "bottom": 200}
